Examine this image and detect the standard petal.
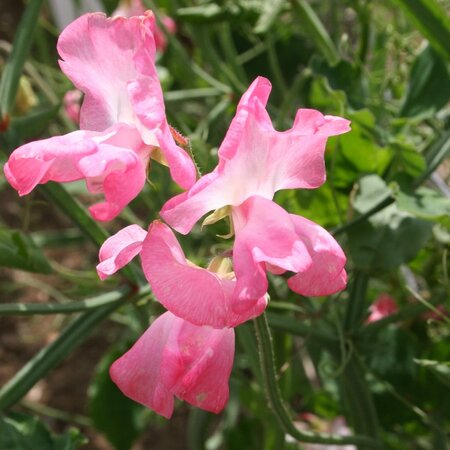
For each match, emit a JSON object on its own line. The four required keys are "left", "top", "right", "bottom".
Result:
{"left": 161, "top": 76, "right": 350, "bottom": 234}
{"left": 57, "top": 12, "right": 157, "bottom": 132}
{"left": 231, "top": 196, "right": 312, "bottom": 310}
{"left": 287, "top": 214, "right": 347, "bottom": 297}
{"left": 97, "top": 224, "right": 147, "bottom": 280}
{"left": 110, "top": 312, "right": 235, "bottom": 418}
{"left": 140, "top": 221, "right": 267, "bottom": 328}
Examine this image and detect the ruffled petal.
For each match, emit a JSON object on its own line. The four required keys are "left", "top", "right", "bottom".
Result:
{"left": 231, "top": 196, "right": 312, "bottom": 311}
{"left": 110, "top": 312, "right": 235, "bottom": 418}
{"left": 57, "top": 11, "right": 157, "bottom": 132}
{"left": 140, "top": 221, "right": 267, "bottom": 328}
{"left": 286, "top": 214, "right": 347, "bottom": 297}
{"left": 97, "top": 224, "right": 147, "bottom": 280}
{"left": 110, "top": 312, "right": 176, "bottom": 419}
{"left": 4, "top": 130, "right": 97, "bottom": 195}
{"left": 4, "top": 124, "right": 147, "bottom": 221}
{"left": 58, "top": 11, "right": 196, "bottom": 190}
{"left": 161, "top": 76, "right": 350, "bottom": 234}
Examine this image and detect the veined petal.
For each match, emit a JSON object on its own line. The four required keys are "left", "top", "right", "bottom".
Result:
{"left": 97, "top": 224, "right": 147, "bottom": 280}
{"left": 287, "top": 214, "right": 347, "bottom": 297}
{"left": 4, "top": 124, "right": 148, "bottom": 221}
{"left": 4, "top": 130, "right": 97, "bottom": 195}
{"left": 161, "top": 76, "right": 350, "bottom": 234}
{"left": 141, "top": 221, "right": 267, "bottom": 328}
{"left": 110, "top": 312, "right": 235, "bottom": 418}
{"left": 58, "top": 11, "right": 196, "bottom": 190}
{"left": 231, "top": 196, "right": 312, "bottom": 310}
{"left": 57, "top": 11, "right": 157, "bottom": 132}
{"left": 110, "top": 312, "right": 176, "bottom": 419}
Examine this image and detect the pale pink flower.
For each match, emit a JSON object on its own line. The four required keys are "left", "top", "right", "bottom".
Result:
{"left": 161, "top": 77, "right": 350, "bottom": 312}
{"left": 4, "top": 12, "right": 195, "bottom": 221}
{"left": 110, "top": 311, "right": 235, "bottom": 418}
{"left": 63, "top": 89, "right": 82, "bottom": 124}
{"left": 97, "top": 221, "right": 267, "bottom": 328}
{"left": 113, "top": 0, "right": 176, "bottom": 52}
{"left": 366, "top": 294, "right": 398, "bottom": 323}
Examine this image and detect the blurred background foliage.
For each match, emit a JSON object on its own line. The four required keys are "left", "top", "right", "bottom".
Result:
{"left": 0, "top": 0, "right": 449, "bottom": 449}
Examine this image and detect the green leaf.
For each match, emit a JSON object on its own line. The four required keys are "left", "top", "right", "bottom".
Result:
{"left": 399, "top": 45, "right": 450, "bottom": 118}
{"left": 389, "top": 141, "right": 426, "bottom": 178}
{"left": 395, "top": 187, "right": 450, "bottom": 221}
{"left": 89, "top": 346, "right": 149, "bottom": 450}
{"left": 414, "top": 359, "right": 450, "bottom": 388}
{"left": 0, "top": 0, "right": 44, "bottom": 118}
{"left": 292, "top": 0, "right": 339, "bottom": 65}
{"left": 254, "top": 0, "right": 285, "bottom": 33}
{"left": 348, "top": 175, "right": 433, "bottom": 271}
{"left": 0, "top": 229, "right": 52, "bottom": 274}
{"left": 310, "top": 57, "right": 365, "bottom": 109}
{"left": 331, "top": 110, "right": 392, "bottom": 189}
{"left": 11, "top": 103, "right": 60, "bottom": 140}
{"left": 390, "top": 0, "right": 450, "bottom": 61}
{"left": 0, "top": 414, "right": 86, "bottom": 450}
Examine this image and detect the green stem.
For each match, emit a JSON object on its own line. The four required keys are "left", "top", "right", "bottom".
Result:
{"left": 0, "top": 286, "right": 149, "bottom": 411}
{"left": 253, "top": 314, "right": 380, "bottom": 448}
{"left": 291, "top": 0, "right": 339, "bottom": 66}
{"left": 0, "top": 286, "right": 133, "bottom": 315}
{"left": 0, "top": 0, "right": 44, "bottom": 117}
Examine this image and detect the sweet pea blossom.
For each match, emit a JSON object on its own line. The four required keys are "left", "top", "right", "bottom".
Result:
{"left": 113, "top": 0, "right": 176, "bottom": 52}
{"left": 97, "top": 221, "right": 268, "bottom": 328}
{"left": 366, "top": 294, "right": 398, "bottom": 323}
{"left": 110, "top": 311, "right": 235, "bottom": 418}
{"left": 4, "top": 11, "right": 196, "bottom": 221}
{"left": 161, "top": 76, "right": 350, "bottom": 312}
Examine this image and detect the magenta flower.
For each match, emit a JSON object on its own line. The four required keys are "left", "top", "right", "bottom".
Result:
{"left": 110, "top": 311, "right": 235, "bottom": 418}
{"left": 161, "top": 77, "right": 350, "bottom": 311}
{"left": 366, "top": 294, "right": 398, "bottom": 323}
{"left": 4, "top": 12, "right": 196, "bottom": 221}
{"left": 97, "top": 221, "right": 267, "bottom": 328}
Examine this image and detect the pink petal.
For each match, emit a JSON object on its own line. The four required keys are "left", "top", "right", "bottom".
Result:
{"left": 366, "top": 294, "right": 398, "bottom": 323}
{"left": 4, "top": 124, "right": 148, "bottom": 221}
{"left": 63, "top": 89, "right": 82, "bottom": 124}
{"left": 4, "top": 130, "right": 96, "bottom": 195}
{"left": 58, "top": 11, "right": 196, "bottom": 190}
{"left": 161, "top": 77, "right": 350, "bottom": 234}
{"left": 97, "top": 224, "right": 147, "bottom": 280}
{"left": 57, "top": 12, "right": 157, "bottom": 132}
{"left": 110, "top": 312, "right": 235, "bottom": 418}
{"left": 231, "top": 196, "right": 313, "bottom": 310}
{"left": 140, "top": 221, "right": 267, "bottom": 328}
{"left": 287, "top": 215, "right": 347, "bottom": 297}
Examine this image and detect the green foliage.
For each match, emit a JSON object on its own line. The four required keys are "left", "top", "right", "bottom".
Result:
{"left": 0, "top": 229, "right": 52, "bottom": 273}
{"left": 0, "top": 414, "right": 86, "bottom": 450}
{"left": 88, "top": 346, "right": 150, "bottom": 450}
{"left": 1, "top": 0, "right": 450, "bottom": 448}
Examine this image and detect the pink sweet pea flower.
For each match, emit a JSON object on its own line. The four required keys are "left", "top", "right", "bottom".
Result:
{"left": 113, "top": 0, "right": 176, "bottom": 52}
{"left": 63, "top": 89, "right": 82, "bottom": 124}
{"left": 4, "top": 12, "right": 196, "bottom": 221}
{"left": 110, "top": 311, "right": 235, "bottom": 418}
{"left": 161, "top": 77, "right": 350, "bottom": 311}
{"left": 366, "top": 294, "right": 398, "bottom": 323}
{"left": 97, "top": 221, "right": 267, "bottom": 328}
